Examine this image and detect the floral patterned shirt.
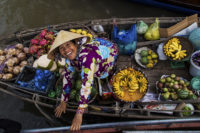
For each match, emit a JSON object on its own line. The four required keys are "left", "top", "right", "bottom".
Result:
{"left": 61, "top": 38, "right": 118, "bottom": 111}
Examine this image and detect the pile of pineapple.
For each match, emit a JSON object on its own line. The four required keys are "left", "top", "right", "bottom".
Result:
{"left": 112, "top": 67, "right": 148, "bottom": 102}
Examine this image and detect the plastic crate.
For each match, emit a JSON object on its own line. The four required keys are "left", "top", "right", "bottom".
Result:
{"left": 15, "top": 66, "right": 56, "bottom": 94}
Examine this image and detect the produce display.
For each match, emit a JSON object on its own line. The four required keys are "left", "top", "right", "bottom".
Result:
{"left": 112, "top": 67, "right": 148, "bottom": 102}
{"left": 135, "top": 47, "right": 158, "bottom": 68}
{"left": 157, "top": 74, "right": 197, "bottom": 101}
{"left": 0, "top": 44, "right": 29, "bottom": 80}
{"left": 29, "top": 29, "right": 56, "bottom": 58}
{"left": 163, "top": 37, "right": 187, "bottom": 61}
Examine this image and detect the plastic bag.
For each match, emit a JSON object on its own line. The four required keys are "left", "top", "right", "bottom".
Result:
{"left": 136, "top": 20, "right": 148, "bottom": 34}
{"left": 112, "top": 24, "right": 137, "bottom": 55}
{"left": 144, "top": 18, "right": 160, "bottom": 40}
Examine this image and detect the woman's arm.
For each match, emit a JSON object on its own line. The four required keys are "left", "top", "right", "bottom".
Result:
{"left": 77, "top": 56, "right": 96, "bottom": 113}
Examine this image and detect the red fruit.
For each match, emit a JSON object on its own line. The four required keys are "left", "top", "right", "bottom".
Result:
{"left": 31, "top": 39, "right": 39, "bottom": 45}
{"left": 40, "top": 29, "right": 47, "bottom": 38}
{"left": 37, "top": 49, "right": 45, "bottom": 58}
{"left": 39, "top": 39, "right": 48, "bottom": 46}
{"left": 48, "top": 31, "right": 54, "bottom": 35}
{"left": 45, "top": 33, "right": 54, "bottom": 40}
{"left": 29, "top": 45, "right": 38, "bottom": 54}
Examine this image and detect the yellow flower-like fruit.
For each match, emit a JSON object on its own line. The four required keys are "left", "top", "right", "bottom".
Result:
{"left": 70, "top": 29, "right": 76, "bottom": 32}
{"left": 81, "top": 30, "right": 87, "bottom": 35}
{"left": 76, "top": 29, "right": 82, "bottom": 34}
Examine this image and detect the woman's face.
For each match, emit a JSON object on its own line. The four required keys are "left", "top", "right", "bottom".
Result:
{"left": 59, "top": 41, "right": 77, "bottom": 60}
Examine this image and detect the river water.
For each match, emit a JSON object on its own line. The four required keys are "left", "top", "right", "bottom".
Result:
{"left": 0, "top": 0, "right": 185, "bottom": 36}
{"left": 0, "top": 0, "right": 186, "bottom": 130}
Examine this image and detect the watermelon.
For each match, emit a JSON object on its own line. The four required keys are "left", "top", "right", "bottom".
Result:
{"left": 75, "top": 93, "right": 81, "bottom": 102}
{"left": 75, "top": 80, "right": 81, "bottom": 90}
{"left": 178, "top": 89, "right": 189, "bottom": 99}
{"left": 188, "top": 94, "right": 198, "bottom": 100}
{"left": 70, "top": 89, "right": 76, "bottom": 100}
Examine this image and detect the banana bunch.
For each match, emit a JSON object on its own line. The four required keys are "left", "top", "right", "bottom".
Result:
{"left": 163, "top": 37, "right": 187, "bottom": 60}
{"left": 69, "top": 29, "right": 93, "bottom": 41}
{"left": 112, "top": 68, "right": 148, "bottom": 98}
{"left": 113, "top": 82, "right": 124, "bottom": 97}
{"left": 137, "top": 77, "right": 148, "bottom": 93}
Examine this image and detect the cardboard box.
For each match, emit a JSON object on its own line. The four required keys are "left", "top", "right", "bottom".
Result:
{"left": 159, "top": 14, "right": 198, "bottom": 38}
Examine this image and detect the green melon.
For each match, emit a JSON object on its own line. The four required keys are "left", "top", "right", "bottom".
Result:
{"left": 70, "top": 89, "right": 76, "bottom": 100}
{"left": 178, "top": 89, "right": 189, "bottom": 99}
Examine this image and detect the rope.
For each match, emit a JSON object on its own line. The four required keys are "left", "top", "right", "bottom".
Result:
{"left": 33, "top": 94, "right": 55, "bottom": 123}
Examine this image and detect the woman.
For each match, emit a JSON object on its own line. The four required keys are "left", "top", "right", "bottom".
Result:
{"left": 47, "top": 30, "right": 118, "bottom": 131}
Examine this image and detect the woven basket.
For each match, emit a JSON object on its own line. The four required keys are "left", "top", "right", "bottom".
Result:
{"left": 111, "top": 66, "right": 149, "bottom": 102}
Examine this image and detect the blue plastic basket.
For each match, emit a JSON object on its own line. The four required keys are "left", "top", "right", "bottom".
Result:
{"left": 15, "top": 66, "right": 56, "bottom": 94}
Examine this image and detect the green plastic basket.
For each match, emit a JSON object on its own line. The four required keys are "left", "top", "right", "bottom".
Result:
{"left": 191, "top": 76, "right": 200, "bottom": 91}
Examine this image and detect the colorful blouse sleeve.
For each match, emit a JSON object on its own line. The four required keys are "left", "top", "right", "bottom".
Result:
{"left": 61, "top": 59, "right": 75, "bottom": 102}
{"left": 78, "top": 55, "right": 96, "bottom": 111}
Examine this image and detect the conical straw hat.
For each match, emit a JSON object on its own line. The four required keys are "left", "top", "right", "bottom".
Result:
{"left": 47, "top": 30, "right": 88, "bottom": 60}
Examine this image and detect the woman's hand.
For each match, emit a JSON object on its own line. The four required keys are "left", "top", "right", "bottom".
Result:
{"left": 70, "top": 113, "right": 83, "bottom": 131}
{"left": 54, "top": 101, "right": 66, "bottom": 118}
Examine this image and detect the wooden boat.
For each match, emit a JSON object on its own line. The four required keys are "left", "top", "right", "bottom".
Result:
{"left": 0, "top": 16, "right": 200, "bottom": 124}
{"left": 131, "top": 0, "right": 200, "bottom": 15}
{"left": 21, "top": 118, "right": 200, "bottom": 132}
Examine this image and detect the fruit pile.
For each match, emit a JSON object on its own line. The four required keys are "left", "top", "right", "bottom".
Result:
{"left": 0, "top": 44, "right": 29, "bottom": 80}
{"left": 163, "top": 37, "right": 187, "bottom": 61}
{"left": 29, "top": 29, "right": 56, "bottom": 58}
{"left": 157, "top": 74, "right": 197, "bottom": 101}
{"left": 69, "top": 29, "right": 93, "bottom": 41}
{"left": 139, "top": 49, "right": 158, "bottom": 68}
{"left": 112, "top": 67, "right": 148, "bottom": 102}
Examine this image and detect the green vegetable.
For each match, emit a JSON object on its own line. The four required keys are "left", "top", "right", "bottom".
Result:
{"left": 48, "top": 91, "right": 56, "bottom": 98}
{"left": 76, "top": 94, "right": 81, "bottom": 102}
{"left": 70, "top": 89, "right": 76, "bottom": 100}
